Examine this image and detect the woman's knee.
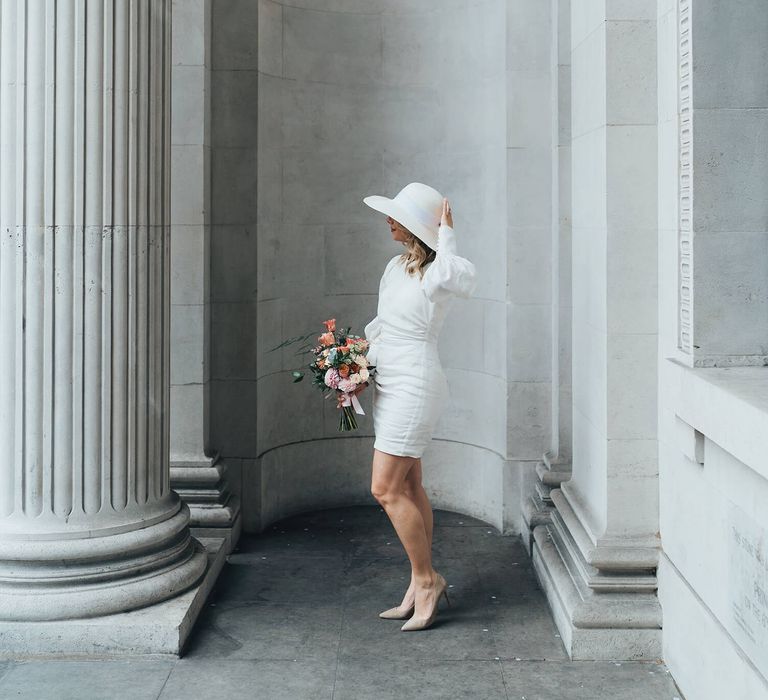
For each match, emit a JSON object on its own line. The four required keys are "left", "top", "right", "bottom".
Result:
{"left": 371, "top": 452, "right": 415, "bottom": 505}
{"left": 370, "top": 480, "right": 397, "bottom": 506}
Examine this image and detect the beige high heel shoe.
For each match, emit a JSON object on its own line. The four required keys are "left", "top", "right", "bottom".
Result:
{"left": 400, "top": 573, "right": 450, "bottom": 632}
{"left": 378, "top": 601, "right": 415, "bottom": 620}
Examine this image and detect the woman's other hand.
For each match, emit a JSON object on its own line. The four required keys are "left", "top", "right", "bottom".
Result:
{"left": 440, "top": 197, "right": 453, "bottom": 228}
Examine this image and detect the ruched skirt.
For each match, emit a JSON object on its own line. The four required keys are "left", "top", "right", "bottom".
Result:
{"left": 369, "top": 335, "right": 450, "bottom": 458}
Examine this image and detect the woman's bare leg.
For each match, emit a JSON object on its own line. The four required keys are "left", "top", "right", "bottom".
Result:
{"left": 371, "top": 449, "right": 444, "bottom": 623}
{"left": 397, "top": 458, "right": 434, "bottom": 607}
{"left": 371, "top": 449, "right": 435, "bottom": 588}
{"left": 405, "top": 458, "right": 433, "bottom": 549}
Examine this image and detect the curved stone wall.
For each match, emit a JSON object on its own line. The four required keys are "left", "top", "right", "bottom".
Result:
{"left": 253, "top": 0, "right": 508, "bottom": 529}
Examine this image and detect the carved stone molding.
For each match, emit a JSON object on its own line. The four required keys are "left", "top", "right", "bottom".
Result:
{"left": 678, "top": 0, "right": 693, "bottom": 357}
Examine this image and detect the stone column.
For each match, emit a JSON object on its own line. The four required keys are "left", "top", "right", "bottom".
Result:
{"left": 532, "top": 0, "right": 662, "bottom": 659}
{"left": 0, "top": 0, "right": 206, "bottom": 621}
{"left": 523, "top": 0, "right": 574, "bottom": 538}
{"left": 169, "top": 0, "right": 240, "bottom": 550}
{"left": 505, "top": 0, "right": 556, "bottom": 535}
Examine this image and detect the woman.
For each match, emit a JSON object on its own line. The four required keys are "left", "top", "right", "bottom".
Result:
{"left": 356, "top": 182, "right": 478, "bottom": 631}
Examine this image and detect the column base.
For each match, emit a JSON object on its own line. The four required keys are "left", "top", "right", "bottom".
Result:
{"left": 531, "top": 485, "right": 662, "bottom": 660}
{"left": 522, "top": 453, "right": 572, "bottom": 550}
{"left": 533, "top": 525, "right": 662, "bottom": 663}
{"left": 170, "top": 455, "right": 242, "bottom": 554}
{"left": 0, "top": 536, "right": 227, "bottom": 657}
{"left": 190, "top": 509, "right": 242, "bottom": 556}
{"left": 0, "top": 502, "right": 207, "bottom": 622}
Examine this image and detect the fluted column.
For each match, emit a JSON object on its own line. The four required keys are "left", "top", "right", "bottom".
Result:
{"left": 0, "top": 0, "right": 206, "bottom": 622}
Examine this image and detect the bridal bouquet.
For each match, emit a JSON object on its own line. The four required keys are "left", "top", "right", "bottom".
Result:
{"left": 284, "top": 318, "right": 376, "bottom": 432}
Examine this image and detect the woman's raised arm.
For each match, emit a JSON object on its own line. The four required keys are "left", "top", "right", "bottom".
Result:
{"left": 420, "top": 222, "right": 478, "bottom": 303}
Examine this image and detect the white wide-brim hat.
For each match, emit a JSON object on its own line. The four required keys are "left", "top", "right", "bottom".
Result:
{"left": 363, "top": 182, "right": 444, "bottom": 251}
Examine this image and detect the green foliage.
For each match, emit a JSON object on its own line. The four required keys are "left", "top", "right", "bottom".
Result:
{"left": 268, "top": 331, "right": 316, "bottom": 353}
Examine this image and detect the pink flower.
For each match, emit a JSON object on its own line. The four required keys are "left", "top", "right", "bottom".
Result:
{"left": 324, "top": 368, "right": 340, "bottom": 389}
{"left": 337, "top": 377, "right": 357, "bottom": 393}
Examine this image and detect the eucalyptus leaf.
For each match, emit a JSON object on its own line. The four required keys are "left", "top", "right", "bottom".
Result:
{"left": 268, "top": 331, "right": 316, "bottom": 352}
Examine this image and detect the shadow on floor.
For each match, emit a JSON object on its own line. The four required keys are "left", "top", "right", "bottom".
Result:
{"left": 0, "top": 506, "right": 684, "bottom": 700}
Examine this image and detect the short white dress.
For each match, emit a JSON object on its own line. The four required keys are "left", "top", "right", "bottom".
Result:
{"left": 363, "top": 223, "right": 478, "bottom": 458}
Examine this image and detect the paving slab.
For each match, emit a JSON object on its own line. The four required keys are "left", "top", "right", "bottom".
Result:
{"left": 159, "top": 658, "right": 335, "bottom": 700}
{"left": 334, "top": 658, "right": 508, "bottom": 700}
{"left": 0, "top": 659, "right": 175, "bottom": 700}
{"left": 183, "top": 601, "right": 342, "bottom": 663}
{"left": 211, "top": 556, "right": 348, "bottom": 605}
{"left": 485, "top": 593, "right": 571, "bottom": 661}
{"left": 499, "top": 659, "right": 682, "bottom": 699}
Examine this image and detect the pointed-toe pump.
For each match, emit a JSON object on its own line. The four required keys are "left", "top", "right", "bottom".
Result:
{"left": 400, "top": 573, "right": 450, "bottom": 632}
{"left": 378, "top": 601, "right": 415, "bottom": 620}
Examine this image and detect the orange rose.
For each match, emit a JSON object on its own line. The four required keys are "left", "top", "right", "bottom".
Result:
{"left": 338, "top": 364, "right": 350, "bottom": 377}
{"left": 319, "top": 332, "right": 335, "bottom": 346}
{"left": 323, "top": 318, "right": 336, "bottom": 332}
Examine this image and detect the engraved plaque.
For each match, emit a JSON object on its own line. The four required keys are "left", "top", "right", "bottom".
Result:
{"left": 728, "top": 502, "right": 768, "bottom": 678}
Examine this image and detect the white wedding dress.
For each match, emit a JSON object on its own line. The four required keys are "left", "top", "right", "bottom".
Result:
{"left": 363, "top": 223, "right": 478, "bottom": 458}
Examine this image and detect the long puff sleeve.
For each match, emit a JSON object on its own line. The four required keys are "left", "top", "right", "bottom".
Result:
{"left": 420, "top": 224, "right": 478, "bottom": 303}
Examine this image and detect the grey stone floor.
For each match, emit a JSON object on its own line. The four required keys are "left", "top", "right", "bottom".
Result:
{"left": 0, "top": 506, "right": 684, "bottom": 700}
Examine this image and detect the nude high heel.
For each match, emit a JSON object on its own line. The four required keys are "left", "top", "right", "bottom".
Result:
{"left": 378, "top": 601, "right": 415, "bottom": 620}
{"left": 400, "top": 573, "right": 450, "bottom": 632}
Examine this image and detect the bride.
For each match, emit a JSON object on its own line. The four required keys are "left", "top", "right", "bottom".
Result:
{"left": 353, "top": 182, "right": 478, "bottom": 631}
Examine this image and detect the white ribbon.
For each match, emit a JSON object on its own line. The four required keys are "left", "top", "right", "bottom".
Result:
{"left": 340, "top": 390, "right": 365, "bottom": 415}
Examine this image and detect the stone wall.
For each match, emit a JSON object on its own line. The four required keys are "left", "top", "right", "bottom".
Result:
{"left": 201, "top": 0, "right": 573, "bottom": 535}
{"left": 250, "top": 0, "right": 509, "bottom": 531}
{"left": 656, "top": 0, "right": 768, "bottom": 695}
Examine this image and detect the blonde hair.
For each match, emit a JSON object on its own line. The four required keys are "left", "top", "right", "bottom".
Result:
{"left": 397, "top": 229, "right": 436, "bottom": 279}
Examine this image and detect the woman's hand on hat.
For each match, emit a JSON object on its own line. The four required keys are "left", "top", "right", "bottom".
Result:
{"left": 440, "top": 198, "right": 453, "bottom": 229}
